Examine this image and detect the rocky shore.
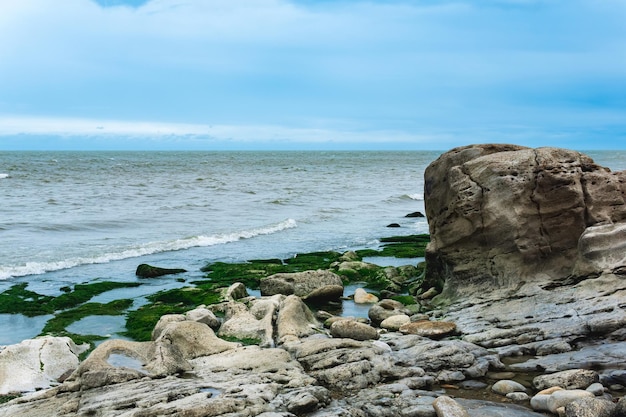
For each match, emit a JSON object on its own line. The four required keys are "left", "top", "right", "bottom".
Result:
{"left": 1, "top": 144, "right": 625, "bottom": 417}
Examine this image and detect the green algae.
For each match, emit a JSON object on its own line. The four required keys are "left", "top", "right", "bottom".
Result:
{"left": 124, "top": 286, "right": 222, "bottom": 342}
{"left": 219, "top": 335, "right": 262, "bottom": 346}
{"left": 356, "top": 234, "right": 430, "bottom": 259}
{"left": 40, "top": 299, "right": 134, "bottom": 346}
{"left": 0, "top": 394, "right": 20, "bottom": 404}
{"left": 0, "top": 281, "right": 141, "bottom": 317}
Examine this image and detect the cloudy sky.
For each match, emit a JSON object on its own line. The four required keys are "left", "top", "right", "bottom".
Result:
{"left": 0, "top": 0, "right": 624, "bottom": 150}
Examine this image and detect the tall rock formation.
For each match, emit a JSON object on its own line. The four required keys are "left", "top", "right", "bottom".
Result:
{"left": 424, "top": 144, "right": 626, "bottom": 296}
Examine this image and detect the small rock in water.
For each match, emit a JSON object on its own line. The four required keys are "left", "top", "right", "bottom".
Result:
{"left": 380, "top": 314, "right": 411, "bottom": 331}
{"left": 387, "top": 223, "right": 401, "bottom": 228}
{"left": 135, "top": 263, "right": 187, "bottom": 278}
{"left": 405, "top": 211, "right": 425, "bottom": 218}
{"left": 353, "top": 288, "right": 379, "bottom": 304}
{"left": 492, "top": 379, "right": 527, "bottom": 395}
{"left": 586, "top": 382, "right": 605, "bottom": 396}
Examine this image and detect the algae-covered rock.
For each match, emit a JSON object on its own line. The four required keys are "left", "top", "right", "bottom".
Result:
{"left": 260, "top": 269, "right": 343, "bottom": 300}
{"left": 135, "top": 264, "right": 187, "bottom": 278}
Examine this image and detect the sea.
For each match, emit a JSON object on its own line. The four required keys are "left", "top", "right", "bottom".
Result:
{"left": 0, "top": 149, "right": 624, "bottom": 345}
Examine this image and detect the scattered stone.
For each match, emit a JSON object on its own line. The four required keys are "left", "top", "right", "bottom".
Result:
{"left": 534, "top": 369, "right": 599, "bottom": 391}
{"left": 223, "top": 282, "right": 249, "bottom": 301}
{"left": 547, "top": 389, "right": 595, "bottom": 414}
{"left": 369, "top": 299, "right": 410, "bottom": 325}
{"left": 419, "top": 287, "right": 439, "bottom": 300}
{"left": 135, "top": 263, "right": 186, "bottom": 278}
{"left": 260, "top": 269, "right": 344, "bottom": 300}
{"left": 380, "top": 314, "right": 411, "bottom": 331}
{"left": 492, "top": 380, "right": 526, "bottom": 395}
{"left": 353, "top": 288, "right": 379, "bottom": 304}
{"left": 399, "top": 321, "right": 456, "bottom": 338}
{"left": 405, "top": 211, "right": 425, "bottom": 218}
{"left": 330, "top": 319, "right": 379, "bottom": 341}
{"left": 387, "top": 223, "right": 401, "bottom": 228}
{"left": 506, "top": 392, "right": 530, "bottom": 402}
{"left": 564, "top": 397, "right": 616, "bottom": 417}
{"left": 184, "top": 307, "right": 221, "bottom": 330}
{"left": 432, "top": 395, "right": 470, "bottom": 417}
{"left": 586, "top": 382, "right": 605, "bottom": 396}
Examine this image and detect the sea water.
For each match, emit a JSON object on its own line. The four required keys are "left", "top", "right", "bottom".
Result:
{"left": 0, "top": 149, "right": 623, "bottom": 345}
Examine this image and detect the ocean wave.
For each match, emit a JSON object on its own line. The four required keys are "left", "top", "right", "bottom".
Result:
{"left": 406, "top": 193, "right": 424, "bottom": 201}
{"left": 0, "top": 173, "right": 9, "bottom": 179}
{"left": 0, "top": 219, "right": 297, "bottom": 280}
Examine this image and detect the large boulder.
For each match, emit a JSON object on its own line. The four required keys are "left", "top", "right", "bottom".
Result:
{"left": 0, "top": 337, "right": 87, "bottom": 395}
{"left": 424, "top": 144, "right": 626, "bottom": 295}
{"left": 260, "top": 269, "right": 344, "bottom": 300}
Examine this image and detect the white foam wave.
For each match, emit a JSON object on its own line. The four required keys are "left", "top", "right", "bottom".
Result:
{"left": 407, "top": 193, "right": 424, "bottom": 201}
{"left": 0, "top": 219, "right": 297, "bottom": 280}
{"left": 0, "top": 174, "right": 9, "bottom": 179}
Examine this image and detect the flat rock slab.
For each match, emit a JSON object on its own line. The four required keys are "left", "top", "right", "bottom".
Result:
{"left": 400, "top": 320, "right": 457, "bottom": 338}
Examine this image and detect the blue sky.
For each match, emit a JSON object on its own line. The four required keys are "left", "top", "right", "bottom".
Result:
{"left": 0, "top": 0, "right": 624, "bottom": 150}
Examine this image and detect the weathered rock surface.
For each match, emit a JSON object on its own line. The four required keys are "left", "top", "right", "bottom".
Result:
{"left": 260, "top": 269, "right": 344, "bottom": 300}
{"left": 0, "top": 336, "right": 87, "bottom": 395}
{"left": 424, "top": 144, "right": 626, "bottom": 295}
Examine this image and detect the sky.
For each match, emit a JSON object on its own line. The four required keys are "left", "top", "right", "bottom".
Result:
{"left": 0, "top": 0, "right": 624, "bottom": 150}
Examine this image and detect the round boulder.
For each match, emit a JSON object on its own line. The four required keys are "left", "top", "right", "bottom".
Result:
{"left": 330, "top": 320, "right": 379, "bottom": 341}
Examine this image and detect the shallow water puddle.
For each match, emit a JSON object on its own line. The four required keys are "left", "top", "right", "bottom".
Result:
{"left": 107, "top": 353, "right": 147, "bottom": 373}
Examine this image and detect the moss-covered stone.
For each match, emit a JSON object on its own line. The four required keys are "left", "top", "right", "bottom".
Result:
{"left": 135, "top": 264, "right": 187, "bottom": 278}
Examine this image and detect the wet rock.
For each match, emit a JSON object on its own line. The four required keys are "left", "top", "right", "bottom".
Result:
{"left": 330, "top": 319, "right": 379, "bottom": 341}
{"left": 506, "top": 392, "right": 530, "bottom": 401}
{"left": 277, "top": 294, "right": 322, "bottom": 344}
{"left": 0, "top": 336, "right": 87, "bottom": 395}
{"left": 260, "top": 269, "right": 344, "bottom": 300}
{"left": 491, "top": 380, "right": 526, "bottom": 395}
{"left": 533, "top": 369, "right": 599, "bottom": 390}
{"left": 547, "top": 389, "right": 595, "bottom": 414}
{"left": 185, "top": 307, "right": 221, "bottom": 330}
{"left": 151, "top": 314, "right": 186, "bottom": 340}
{"left": 369, "top": 299, "right": 411, "bottom": 325}
{"left": 585, "top": 382, "right": 605, "bottom": 396}
{"left": 353, "top": 288, "right": 379, "bottom": 304}
{"left": 218, "top": 298, "right": 278, "bottom": 347}
{"left": 157, "top": 320, "right": 238, "bottom": 359}
{"left": 564, "top": 397, "right": 616, "bottom": 417}
{"left": 405, "top": 211, "right": 425, "bottom": 218}
{"left": 135, "top": 263, "right": 186, "bottom": 278}
{"left": 399, "top": 320, "right": 456, "bottom": 338}
{"left": 380, "top": 314, "right": 411, "bottom": 331}
{"left": 222, "top": 282, "right": 249, "bottom": 301}
{"left": 432, "top": 395, "right": 469, "bottom": 417}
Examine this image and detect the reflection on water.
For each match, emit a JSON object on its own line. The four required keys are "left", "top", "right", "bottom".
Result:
{"left": 0, "top": 314, "right": 54, "bottom": 345}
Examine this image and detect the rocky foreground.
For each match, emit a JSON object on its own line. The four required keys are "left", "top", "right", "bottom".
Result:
{"left": 1, "top": 144, "right": 626, "bottom": 417}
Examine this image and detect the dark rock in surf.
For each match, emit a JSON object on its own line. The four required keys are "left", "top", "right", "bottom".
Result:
{"left": 386, "top": 223, "right": 401, "bottom": 228}
{"left": 405, "top": 211, "right": 425, "bottom": 218}
{"left": 135, "top": 264, "right": 187, "bottom": 278}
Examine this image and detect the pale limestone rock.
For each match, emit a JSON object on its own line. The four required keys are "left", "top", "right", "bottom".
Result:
{"left": 399, "top": 320, "right": 456, "bottom": 338}
{"left": 432, "top": 395, "right": 470, "bottom": 417}
{"left": 276, "top": 294, "right": 321, "bottom": 344}
{"left": 547, "top": 389, "right": 595, "bottom": 414}
{"left": 353, "top": 288, "right": 379, "bottom": 304}
{"left": 260, "top": 269, "right": 343, "bottom": 300}
{"left": 491, "top": 379, "right": 527, "bottom": 395}
{"left": 380, "top": 314, "right": 411, "bottom": 331}
{"left": 330, "top": 319, "right": 379, "bottom": 341}
{"left": 0, "top": 336, "right": 87, "bottom": 395}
